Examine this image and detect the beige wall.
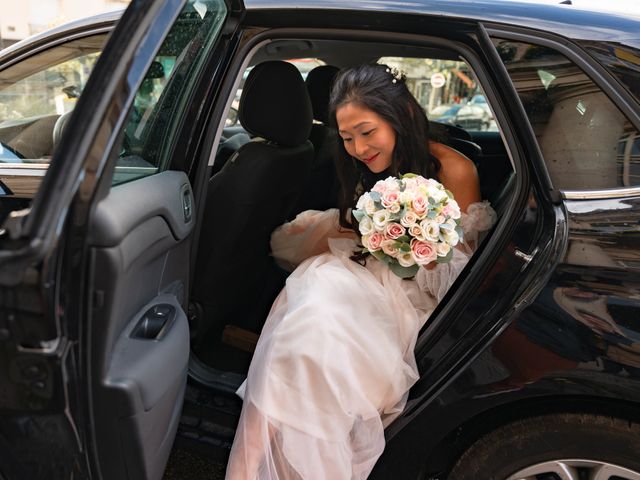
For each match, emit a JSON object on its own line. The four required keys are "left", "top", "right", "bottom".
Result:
{"left": 0, "top": 0, "right": 129, "bottom": 43}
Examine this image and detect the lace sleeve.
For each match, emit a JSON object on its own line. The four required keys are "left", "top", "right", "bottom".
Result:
{"left": 270, "top": 209, "right": 357, "bottom": 271}
{"left": 415, "top": 201, "right": 497, "bottom": 302}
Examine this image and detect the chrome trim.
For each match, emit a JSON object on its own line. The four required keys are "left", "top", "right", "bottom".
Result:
{"left": 562, "top": 187, "right": 640, "bottom": 200}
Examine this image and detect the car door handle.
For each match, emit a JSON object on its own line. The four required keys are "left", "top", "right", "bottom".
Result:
{"left": 131, "top": 304, "right": 176, "bottom": 340}
{"left": 181, "top": 184, "right": 192, "bottom": 223}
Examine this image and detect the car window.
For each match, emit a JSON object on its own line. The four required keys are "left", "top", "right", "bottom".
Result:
{"left": 580, "top": 41, "right": 640, "bottom": 107}
{"left": 493, "top": 38, "right": 640, "bottom": 190}
{"left": 0, "top": 34, "right": 105, "bottom": 196}
{"left": 378, "top": 56, "right": 496, "bottom": 132}
{"left": 113, "top": 0, "right": 228, "bottom": 186}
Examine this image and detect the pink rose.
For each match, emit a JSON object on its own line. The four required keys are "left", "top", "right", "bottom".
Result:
{"left": 412, "top": 195, "right": 429, "bottom": 218}
{"left": 381, "top": 191, "right": 399, "bottom": 208}
{"left": 384, "top": 222, "right": 406, "bottom": 240}
{"left": 410, "top": 238, "right": 437, "bottom": 265}
{"left": 371, "top": 180, "right": 387, "bottom": 194}
{"left": 367, "top": 232, "right": 384, "bottom": 251}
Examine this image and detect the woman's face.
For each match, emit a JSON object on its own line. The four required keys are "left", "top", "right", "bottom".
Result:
{"left": 336, "top": 102, "right": 396, "bottom": 173}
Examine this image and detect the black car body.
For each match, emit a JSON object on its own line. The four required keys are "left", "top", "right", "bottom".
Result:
{"left": 1, "top": 0, "right": 639, "bottom": 479}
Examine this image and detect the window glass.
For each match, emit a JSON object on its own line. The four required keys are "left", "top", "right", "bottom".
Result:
{"left": 580, "top": 41, "right": 640, "bottom": 107}
{"left": 379, "top": 56, "right": 496, "bottom": 132}
{"left": 493, "top": 38, "right": 640, "bottom": 190}
{"left": 0, "top": 35, "right": 105, "bottom": 197}
{"left": 114, "top": 0, "right": 228, "bottom": 186}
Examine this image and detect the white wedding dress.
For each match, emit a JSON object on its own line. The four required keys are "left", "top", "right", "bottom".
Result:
{"left": 226, "top": 203, "right": 496, "bottom": 480}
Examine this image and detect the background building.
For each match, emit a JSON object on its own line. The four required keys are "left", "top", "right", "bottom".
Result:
{"left": 0, "top": 0, "right": 129, "bottom": 49}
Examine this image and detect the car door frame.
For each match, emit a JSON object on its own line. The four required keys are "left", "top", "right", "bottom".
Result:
{"left": 0, "top": 0, "right": 245, "bottom": 477}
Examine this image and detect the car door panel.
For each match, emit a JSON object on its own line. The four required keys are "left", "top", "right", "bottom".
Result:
{"left": 87, "top": 171, "right": 194, "bottom": 480}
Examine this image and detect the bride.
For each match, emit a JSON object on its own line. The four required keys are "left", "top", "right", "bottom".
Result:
{"left": 225, "top": 64, "right": 496, "bottom": 479}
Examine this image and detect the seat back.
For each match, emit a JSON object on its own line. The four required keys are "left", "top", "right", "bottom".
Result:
{"left": 193, "top": 61, "right": 313, "bottom": 359}
{"left": 290, "top": 65, "right": 341, "bottom": 216}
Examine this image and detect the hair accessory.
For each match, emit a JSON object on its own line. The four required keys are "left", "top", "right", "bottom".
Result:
{"left": 384, "top": 66, "right": 403, "bottom": 84}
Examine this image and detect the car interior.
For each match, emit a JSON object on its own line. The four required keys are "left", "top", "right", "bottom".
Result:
{"left": 0, "top": 21, "right": 520, "bottom": 476}
{"left": 0, "top": 29, "right": 516, "bottom": 381}
{"left": 186, "top": 37, "right": 516, "bottom": 380}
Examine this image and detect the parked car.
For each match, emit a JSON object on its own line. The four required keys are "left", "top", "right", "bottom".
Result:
{"left": 1, "top": 1, "right": 640, "bottom": 479}
{"left": 429, "top": 104, "right": 465, "bottom": 125}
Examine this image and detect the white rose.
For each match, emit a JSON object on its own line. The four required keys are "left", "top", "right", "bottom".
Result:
{"left": 401, "top": 211, "right": 419, "bottom": 227}
{"left": 383, "top": 177, "right": 400, "bottom": 191}
{"left": 356, "top": 193, "right": 370, "bottom": 210}
{"left": 420, "top": 219, "right": 440, "bottom": 243}
{"left": 399, "top": 191, "right": 413, "bottom": 205}
{"left": 409, "top": 224, "right": 425, "bottom": 241}
{"left": 373, "top": 209, "right": 391, "bottom": 231}
{"left": 441, "top": 228, "right": 460, "bottom": 246}
{"left": 402, "top": 177, "right": 418, "bottom": 191}
{"left": 381, "top": 239, "right": 400, "bottom": 258}
{"left": 359, "top": 216, "right": 374, "bottom": 236}
{"left": 398, "top": 251, "right": 416, "bottom": 267}
{"left": 436, "top": 242, "right": 451, "bottom": 257}
{"left": 365, "top": 198, "right": 377, "bottom": 216}
{"left": 429, "top": 187, "right": 448, "bottom": 204}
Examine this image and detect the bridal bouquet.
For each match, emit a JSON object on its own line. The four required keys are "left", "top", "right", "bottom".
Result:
{"left": 353, "top": 174, "right": 463, "bottom": 278}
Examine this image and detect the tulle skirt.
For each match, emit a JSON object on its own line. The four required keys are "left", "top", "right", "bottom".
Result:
{"left": 226, "top": 204, "right": 494, "bottom": 479}
{"left": 225, "top": 237, "right": 436, "bottom": 479}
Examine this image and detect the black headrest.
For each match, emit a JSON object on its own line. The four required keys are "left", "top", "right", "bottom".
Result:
{"left": 239, "top": 61, "right": 312, "bottom": 147}
{"left": 305, "top": 65, "right": 339, "bottom": 124}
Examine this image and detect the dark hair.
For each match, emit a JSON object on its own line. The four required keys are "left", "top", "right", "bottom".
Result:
{"left": 328, "top": 63, "right": 442, "bottom": 230}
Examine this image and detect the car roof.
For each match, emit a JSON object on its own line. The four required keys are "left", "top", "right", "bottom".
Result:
{"left": 2, "top": 0, "right": 639, "bottom": 64}
{"left": 245, "top": 0, "right": 640, "bottom": 45}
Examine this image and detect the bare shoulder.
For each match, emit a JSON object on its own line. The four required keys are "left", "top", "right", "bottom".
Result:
{"left": 429, "top": 141, "right": 478, "bottom": 183}
{"left": 429, "top": 141, "right": 481, "bottom": 211}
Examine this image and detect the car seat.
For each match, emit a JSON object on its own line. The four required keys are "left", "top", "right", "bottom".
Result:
{"left": 289, "top": 65, "right": 341, "bottom": 217}
{"left": 192, "top": 61, "right": 314, "bottom": 370}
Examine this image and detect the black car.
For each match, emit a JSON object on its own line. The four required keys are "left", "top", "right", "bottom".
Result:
{"left": 1, "top": 0, "right": 640, "bottom": 479}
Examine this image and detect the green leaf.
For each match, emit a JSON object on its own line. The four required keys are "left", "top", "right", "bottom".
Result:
{"left": 371, "top": 250, "right": 387, "bottom": 262}
{"left": 427, "top": 210, "right": 437, "bottom": 219}
{"left": 370, "top": 191, "right": 381, "bottom": 202}
{"left": 445, "top": 189, "right": 454, "bottom": 199}
{"left": 397, "top": 235, "right": 409, "bottom": 243}
{"left": 401, "top": 172, "right": 418, "bottom": 179}
{"left": 388, "top": 262, "right": 420, "bottom": 278}
{"left": 353, "top": 210, "right": 365, "bottom": 222}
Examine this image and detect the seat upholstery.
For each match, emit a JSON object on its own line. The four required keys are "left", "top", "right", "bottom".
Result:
{"left": 193, "top": 61, "right": 314, "bottom": 366}
{"left": 290, "top": 65, "right": 341, "bottom": 217}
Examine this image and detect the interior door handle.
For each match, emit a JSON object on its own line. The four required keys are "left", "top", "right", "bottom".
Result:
{"left": 181, "top": 184, "right": 192, "bottom": 223}
{"left": 131, "top": 304, "right": 176, "bottom": 340}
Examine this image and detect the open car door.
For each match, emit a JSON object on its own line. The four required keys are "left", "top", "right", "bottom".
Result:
{"left": 0, "top": 0, "right": 244, "bottom": 478}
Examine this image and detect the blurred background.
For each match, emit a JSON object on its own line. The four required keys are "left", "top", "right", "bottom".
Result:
{"left": 0, "top": 0, "right": 130, "bottom": 50}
